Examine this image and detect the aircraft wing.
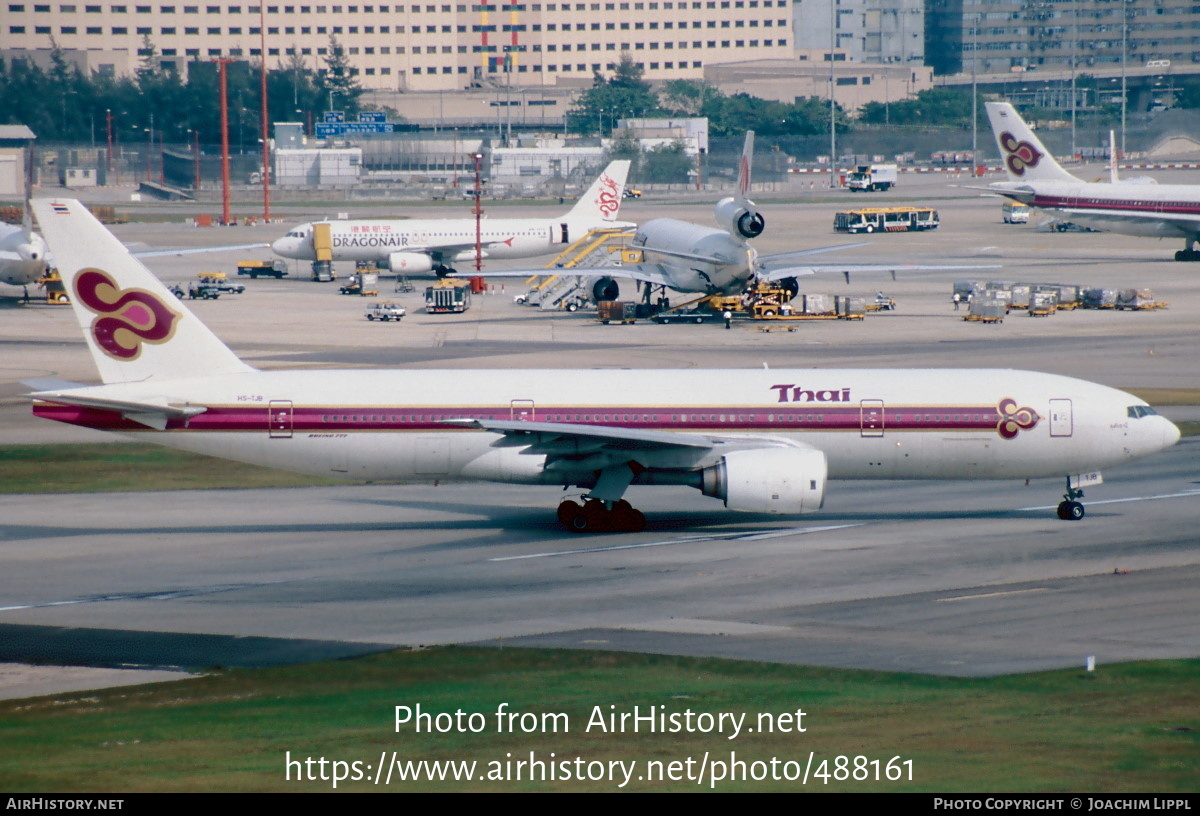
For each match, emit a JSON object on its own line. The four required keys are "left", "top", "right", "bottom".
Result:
{"left": 447, "top": 418, "right": 822, "bottom": 480}
{"left": 132, "top": 242, "right": 271, "bottom": 258}
{"left": 760, "top": 262, "right": 1001, "bottom": 283}
{"left": 462, "top": 264, "right": 678, "bottom": 288}
{"left": 756, "top": 243, "right": 871, "bottom": 265}
{"left": 448, "top": 418, "right": 713, "bottom": 451}
{"left": 1052, "top": 208, "right": 1200, "bottom": 233}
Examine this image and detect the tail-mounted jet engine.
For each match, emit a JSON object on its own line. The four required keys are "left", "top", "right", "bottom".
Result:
{"left": 715, "top": 196, "right": 766, "bottom": 239}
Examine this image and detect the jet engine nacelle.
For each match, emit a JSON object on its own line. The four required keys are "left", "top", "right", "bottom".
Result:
{"left": 701, "top": 447, "right": 826, "bottom": 514}
{"left": 715, "top": 196, "right": 766, "bottom": 239}
{"left": 387, "top": 252, "right": 434, "bottom": 274}
{"left": 592, "top": 276, "right": 620, "bottom": 302}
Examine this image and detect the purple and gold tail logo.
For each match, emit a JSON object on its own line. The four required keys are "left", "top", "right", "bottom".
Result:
{"left": 999, "top": 131, "right": 1043, "bottom": 177}
{"left": 997, "top": 398, "right": 1040, "bottom": 439}
{"left": 74, "top": 268, "right": 181, "bottom": 361}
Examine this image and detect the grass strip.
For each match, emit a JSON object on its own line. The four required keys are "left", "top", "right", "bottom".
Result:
{"left": 0, "top": 648, "right": 1195, "bottom": 792}
{"left": 0, "top": 443, "right": 343, "bottom": 493}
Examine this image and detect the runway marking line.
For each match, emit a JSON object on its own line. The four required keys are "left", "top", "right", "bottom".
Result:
{"left": 936, "top": 587, "right": 1051, "bottom": 603}
{"left": 488, "top": 523, "right": 863, "bottom": 562}
{"left": 1017, "top": 487, "right": 1200, "bottom": 513}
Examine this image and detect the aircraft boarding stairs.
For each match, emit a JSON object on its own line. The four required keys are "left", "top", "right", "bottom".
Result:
{"left": 519, "top": 228, "right": 635, "bottom": 310}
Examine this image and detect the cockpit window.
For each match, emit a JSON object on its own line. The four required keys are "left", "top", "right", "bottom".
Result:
{"left": 1127, "top": 405, "right": 1158, "bottom": 419}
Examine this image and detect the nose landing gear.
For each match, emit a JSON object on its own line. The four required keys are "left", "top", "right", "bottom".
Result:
{"left": 1056, "top": 478, "right": 1086, "bottom": 520}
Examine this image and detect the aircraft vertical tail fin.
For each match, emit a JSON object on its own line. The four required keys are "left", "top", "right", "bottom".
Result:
{"left": 563, "top": 160, "right": 631, "bottom": 225}
{"left": 985, "top": 102, "right": 1080, "bottom": 184}
{"left": 714, "top": 131, "right": 765, "bottom": 239}
{"left": 1109, "top": 130, "right": 1119, "bottom": 183}
{"left": 736, "top": 130, "right": 755, "bottom": 200}
{"left": 31, "top": 199, "right": 254, "bottom": 385}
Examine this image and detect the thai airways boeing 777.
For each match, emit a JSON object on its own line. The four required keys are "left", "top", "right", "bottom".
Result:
{"left": 987, "top": 101, "right": 1200, "bottom": 260}
{"left": 28, "top": 199, "right": 1178, "bottom": 531}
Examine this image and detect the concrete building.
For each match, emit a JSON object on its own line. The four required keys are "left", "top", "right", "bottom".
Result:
{"left": 927, "top": 0, "right": 1200, "bottom": 77}
{"left": 1, "top": 1, "right": 795, "bottom": 93}
{"left": 0, "top": 125, "right": 36, "bottom": 197}
{"left": 704, "top": 55, "right": 932, "bottom": 112}
{"left": 791, "top": 0, "right": 924, "bottom": 68}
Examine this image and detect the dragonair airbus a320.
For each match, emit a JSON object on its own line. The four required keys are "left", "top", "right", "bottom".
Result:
{"left": 987, "top": 100, "right": 1200, "bottom": 261}
{"left": 270, "top": 160, "right": 633, "bottom": 277}
{"left": 28, "top": 199, "right": 1178, "bottom": 531}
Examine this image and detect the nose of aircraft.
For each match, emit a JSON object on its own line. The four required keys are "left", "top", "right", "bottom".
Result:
{"left": 1164, "top": 417, "right": 1182, "bottom": 449}
{"left": 271, "top": 235, "right": 295, "bottom": 258}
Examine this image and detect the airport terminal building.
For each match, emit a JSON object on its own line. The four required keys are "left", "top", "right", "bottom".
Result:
{"left": 0, "top": 1, "right": 794, "bottom": 92}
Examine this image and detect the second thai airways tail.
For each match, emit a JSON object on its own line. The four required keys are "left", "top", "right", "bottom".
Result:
{"left": 985, "top": 102, "right": 1080, "bottom": 185}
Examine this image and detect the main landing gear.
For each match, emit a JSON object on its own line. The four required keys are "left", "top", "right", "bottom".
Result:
{"left": 1174, "top": 240, "right": 1200, "bottom": 262}
{"left": 1056, "top": 477, "right": 1086, "bottom": 521}
{"left": 557, "top": 498, "right": 646, "bottom": 533}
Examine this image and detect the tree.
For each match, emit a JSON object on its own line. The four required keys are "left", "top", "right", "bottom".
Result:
{"left": 603, "top": 128, "right": 643, "bottom": 179}
{"left": 660, "top": 79, "right": 714, "bottom": 115}
{"left": 642, "top": 140, "right": 692, "bottom": 184}
{"left": 565, "top": 54, "right": 659, "bottom": 136}
{"left": 319, "top": 35, "right": 364, "bottom": 114}
{"left": 858, "top": 88, "right": 982, "bottom": 129}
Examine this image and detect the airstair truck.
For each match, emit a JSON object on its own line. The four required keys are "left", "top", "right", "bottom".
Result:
{"left": 846, "top": 164, "right": 898, "bottom": 192}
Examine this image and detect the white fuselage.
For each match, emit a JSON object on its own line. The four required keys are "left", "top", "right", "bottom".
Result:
{"left": 0, "top": 225, "right": 49, "bottom": 287}
{"left": 35, "top": 368, "right": 1178, "bottom": 492}
{"left": 632, "top": 219, "right": 756, "bottom": 295}
{"left": 271, "top": 215, "right": 632, "bottom": 267}
{"left": 992, "top": 179, "right": 1200, "bottom": 239}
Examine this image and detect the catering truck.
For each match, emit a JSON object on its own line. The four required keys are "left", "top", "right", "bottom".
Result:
{"left": 846, "top": 164, "right": 898, "bottom": 192}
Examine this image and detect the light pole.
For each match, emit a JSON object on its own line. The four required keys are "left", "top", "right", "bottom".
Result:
{"left": 189, "top": 128, "right": 201, "bottom": 190}
{"left": 105, "top": 109, "right": 113, "bottom": 179}
{"left": 1121, "top": 0, "right": 1128, "bottom": 157}
{"left": 829, "top": 0, "right": 837, "bottom": 189}
{"left": 144, "top": 113, "right": 154, "bottom": 182}
{"left": 971, "top": 9, "right": 978, "bottom": 170}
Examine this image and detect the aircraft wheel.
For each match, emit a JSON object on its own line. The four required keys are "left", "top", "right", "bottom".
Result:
{"left": 1057, "top": 500, "right": 1085, "bottom": 520}
{"left": 612, "top": 507, "right": 645, "bottom": 533}
{"left": 557, "top": 500, "right": 582, "bottom": 525}
{"left": 569, "top": 501, "right": 605, "bottom": 533}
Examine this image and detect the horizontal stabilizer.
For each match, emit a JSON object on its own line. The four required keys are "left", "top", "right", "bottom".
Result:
{"left": 32, "top": 390, "right": 207, "bottom": 430}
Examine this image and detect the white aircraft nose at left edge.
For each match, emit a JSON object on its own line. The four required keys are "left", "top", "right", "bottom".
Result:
{"left": 27, "top": 197, "right": 1181, "bottom": 533}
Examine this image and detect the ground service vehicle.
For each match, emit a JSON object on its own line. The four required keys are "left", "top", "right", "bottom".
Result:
{"left": 652, "top": 308, "right": 723, "bottom": 324}
{"left": 198, "top": 272, "right": 245, "bottom": 294}
{"left": 834, "top": 207, "right": 939, "bottom": 234}
{"left": 1003, "top": 202, "right": 1030, "bottom": 224}
{"left": 426, "top": 281, "right": 472, "bottom": 313}
{"left": 237, "top": 259, "right": 289, "bottom": 279}
{"left": 846, "top": 164, "right": 898, "bottom": 192}
{"left": 365, "top": 302, "right": 406, "bottom": 322}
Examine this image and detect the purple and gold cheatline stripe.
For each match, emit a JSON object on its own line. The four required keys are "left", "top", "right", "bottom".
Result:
{"left": 1031, "top": 194, "right": 1200, "bottom": 218}
{"left": 33, "top": 401, "right": 1042, "bottom": 439}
